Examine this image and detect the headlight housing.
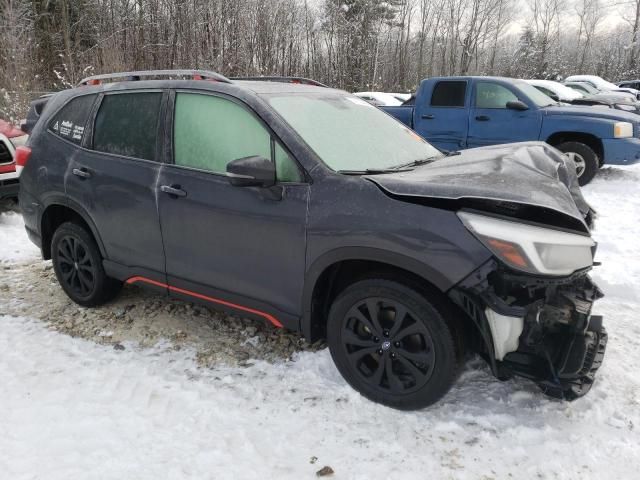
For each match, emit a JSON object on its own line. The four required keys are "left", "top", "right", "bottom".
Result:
{"left": 458, "top": 211, "right": 595, "bottom": 276}
{"left": 613, "top": 121, "right": 633, "bottom": 138}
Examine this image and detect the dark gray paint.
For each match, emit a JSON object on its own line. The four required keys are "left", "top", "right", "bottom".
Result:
{"left": 19, "top": 79, "right": 582, "bottom": 335}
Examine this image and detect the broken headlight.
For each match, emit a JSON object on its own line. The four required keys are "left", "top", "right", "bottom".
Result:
{"left": 458, "top": 211, "right": 595, "bottom": 276}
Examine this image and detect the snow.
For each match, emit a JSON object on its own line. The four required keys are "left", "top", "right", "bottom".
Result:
{"left": 1, "top": 165, "right": 640, "bottom": 479}
{"left": 0, "top": 211, "right": 39, "bottom": 265}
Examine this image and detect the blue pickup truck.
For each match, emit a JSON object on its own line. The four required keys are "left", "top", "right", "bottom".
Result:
{"left": 382, "top": 76, "right": 640, "bottom": 185}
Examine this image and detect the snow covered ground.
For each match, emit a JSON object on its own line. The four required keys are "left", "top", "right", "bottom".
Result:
{"left": 1, "top": 166, "right": 640, "bottom": 479}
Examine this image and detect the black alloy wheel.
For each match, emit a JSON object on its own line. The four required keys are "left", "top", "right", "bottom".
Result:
{"left": 56, "top": 234, "right": 96, "bottom": 298}
{"left": 328, "top": 279, "right": 459, "bottom": 410}
{"left": 51, "top": 221, "right": 122, "bottom": 307}
{"left": 340, "top": 297, "right": 436, "bottom": 394}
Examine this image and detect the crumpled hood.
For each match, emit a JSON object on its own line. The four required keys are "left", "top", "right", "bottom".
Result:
{"left": 365, "top": 141, "right": 592, "bottom": 230}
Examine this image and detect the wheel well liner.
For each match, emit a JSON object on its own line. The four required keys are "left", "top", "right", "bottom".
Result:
{"left": 302, "top": 248, "right": 457, "bottom": 342}
{"left": 40, "top": 203, "right": 105, "bottom": 260}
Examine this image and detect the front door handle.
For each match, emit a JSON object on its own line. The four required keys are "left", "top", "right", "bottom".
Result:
{"left": 475, "top": 115, "right": 490, "bottom": 121}
{"left": 160, "top": 185, "right": 187, "bottom": 197}
{"left": 421, "top": 114, "right": 435, "bottom": 120}
{"left": 72, "top": 168, "right": 91, "bottom": 179}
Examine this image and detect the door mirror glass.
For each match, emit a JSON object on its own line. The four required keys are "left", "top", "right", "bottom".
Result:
{"left": 227, "top": 156, "right": 276, "bottom": 187}
{"left": 506, "top": 100, "right": 529, "bottom": 111}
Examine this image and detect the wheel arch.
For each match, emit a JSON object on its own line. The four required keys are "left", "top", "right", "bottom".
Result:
{"left": 301, "top": 248, "right": 453, "bottom": 342}
{"left": 40, "top": 200, "right": 106, "bottom": 260}
{"left": 546, "top": 131, "right": 604, "bottom": 165}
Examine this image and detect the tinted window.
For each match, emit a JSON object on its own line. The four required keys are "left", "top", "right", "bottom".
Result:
{"left": 49, "top": 94, "right": 96, "bottom": 145}
{"left": 173, "top": 93, "right": 301, "bottom": 181}
{"left": 431, "top": 81, "right": 466, "bottom": 107}
{"left": 0, "top": 140, "right": 11, "bottom": 164}
{"left": 93, "top": 92, "right": 162, "bottom": 160}
{"left": 475, "top": 82, "right": 518, "bottom": 108}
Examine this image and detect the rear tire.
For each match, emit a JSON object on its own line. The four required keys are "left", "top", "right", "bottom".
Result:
{"left": 327, "top": 279, "right": 459, "bottom": 410}
{"left": 555, "top": 141, "right": 598, "bottom": 186}
{"left": 51, "top": 221, "right": 122, "bottom": 307}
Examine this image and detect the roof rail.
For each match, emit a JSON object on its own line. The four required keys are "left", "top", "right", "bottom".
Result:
{"left": 77, "top": 69, "right": 232, "bottom": 87}
{"left": 232, "top": 76, "right": 329, "bottom": 88}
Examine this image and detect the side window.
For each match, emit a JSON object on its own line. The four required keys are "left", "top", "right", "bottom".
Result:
{"left": 536, "top": 86, "right": 554, "bottom": 97}
{"left": 49, "top": 94, "right": 96, "bottom": 145}
{"left": 93, "top": 92, "right": 162, "bottom": 161}
{"left": 173, "top": 93, "right": 302, "bottom": 182}
{"left": 430, "top": 81, "right": 467, "bottom": 107}
{"left": 475, "top": 82, "right": 518, "bottom": 109}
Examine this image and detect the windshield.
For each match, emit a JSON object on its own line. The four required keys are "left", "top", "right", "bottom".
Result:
{"left": 267, "top": 93, "right": 442, "bottom": 172}
{"left": 515, "top": 81, "right": 558, "bottom": 107}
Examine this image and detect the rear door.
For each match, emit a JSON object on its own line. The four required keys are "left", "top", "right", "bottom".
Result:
{"left": 414, "top": 80, "right": 469, "bottom": 151}
{"left": 467, "top": 81, "right": 542, "bottom": 148}
{"left": 65, "top": 90, "right": 167, "bottom": 283}
{"left": 156, "top": 90, "right": 308, "bottom": 326}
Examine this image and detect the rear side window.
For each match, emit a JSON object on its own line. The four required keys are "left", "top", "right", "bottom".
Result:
{"left": 93, "top": 92, "right": 162, "bottom": 161}
{"left": 430, "top": 81, "right": 466, "bottom": 107}
{"left": 49, "top": 94, "right": 96, "bottom": 145}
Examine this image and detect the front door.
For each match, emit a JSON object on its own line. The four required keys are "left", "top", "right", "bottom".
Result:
{"left": 157, "top": 91, "right": 308, "bottom": 328}
{"left": 65, "top": 90, "right": 167, "bottom": 282}
{"left": 467, "top": 81, "right": 542, "bottom": 148}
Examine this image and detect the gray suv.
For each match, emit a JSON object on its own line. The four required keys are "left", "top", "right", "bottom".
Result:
{"left": 18, "top": 70, "right": 606, "bottom": 409}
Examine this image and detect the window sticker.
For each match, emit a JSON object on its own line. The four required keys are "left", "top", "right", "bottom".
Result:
{"left": 72, "top": 125, "right": 84, "bottom": 141}
{"left": 60, "top": 120, "right": 73, "bottom": 137}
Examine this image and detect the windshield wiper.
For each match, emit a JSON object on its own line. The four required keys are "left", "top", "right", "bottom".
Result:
{"left": 337, "top": 168, "right": 413, "bottom": 175}
{"left": 389, "top": 154, "right": 444, "bottom": 170}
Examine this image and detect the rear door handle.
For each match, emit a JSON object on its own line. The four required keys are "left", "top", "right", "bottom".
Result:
{"left": 421, "top": 114, "right": 435, "bottom": 120}
{"left": 72, "top": 168, "right": 91, "bottom": 179}
{"left": 160, "top": 185, "right": 187, "bottom": 197}
{"left": 475, "top": 115, "right": 490, "bottom": 121}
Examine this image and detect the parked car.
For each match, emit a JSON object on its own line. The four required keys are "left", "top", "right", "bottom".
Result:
{"left": 391, "top": 92, "right": 412, "bottom": 103}
{"left": 618, "top": 79, "right": 640, "bottom": 91}
{"left": 0, "top": 120, "right": 29, "bottom": 200}
{"left": 353, "top": 91, "right": 402, "bottom": 106}
{"left": 565, "top": 75, "right": 640, "bottom": 99}
{"left": 525, "top": 79, "right": 584, "bottom": 102}
{"left": 526, "top": 80, "right": 640, "bottom": 115}
{"left": 381, "top": 76, "right": 640, "bottom": 185}
{"left": 19, "top": 70, "right": 606, "bottom": 409}
{"left": 564, "top": 81, "right": 600, "bottom": 96}
{"left": 571, "top": 93, "right": 640, "bottom": 115}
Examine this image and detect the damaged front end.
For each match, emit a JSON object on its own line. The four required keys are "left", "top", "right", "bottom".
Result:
{"left": 450, "top": 260, "right": 606, "bottom": 400}
{"left": 448, "top": 208, "right": 607, "bottom": 400}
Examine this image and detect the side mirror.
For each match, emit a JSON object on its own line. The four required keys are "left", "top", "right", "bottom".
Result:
{"left": 226, "top": 155, "right": 276, "bottom": 188}
{"left": 506, "top": 100, "right": 529, "bottom": 111}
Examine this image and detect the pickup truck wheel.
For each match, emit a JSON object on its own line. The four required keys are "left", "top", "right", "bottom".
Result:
{"left": 555, "top": 141, "right": 598, "bottom": 186}
{"left": 327, "top": 279, "right": 458, "bottom": 410}
{"left": 51, "top": 221, "right": 122, "bottom": 307}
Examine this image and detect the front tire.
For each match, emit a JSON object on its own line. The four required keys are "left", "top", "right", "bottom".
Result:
{"left": 555, "top": 141, "right": 598, "bottom": 186}
{"left": 51, "top": 221, "right": 122, "bottom": 307}
{"left": 327, "top": 279, "right": 459, "bottom": 410}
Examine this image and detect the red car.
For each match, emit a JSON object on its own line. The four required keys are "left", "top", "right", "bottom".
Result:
{"left": 0, "top": 119, "right": 28, "bottom": 200}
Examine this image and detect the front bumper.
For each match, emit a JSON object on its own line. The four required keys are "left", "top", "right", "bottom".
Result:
{"left": 449, "top": 260, "right": 607, "bottom": 400}
{"left": 602, "top": 137, "right": 640, "bottom": 165}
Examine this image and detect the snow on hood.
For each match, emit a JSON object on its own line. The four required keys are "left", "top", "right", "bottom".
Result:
{"left": 365, "top": 141, "right": 592, "bottom": 229}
